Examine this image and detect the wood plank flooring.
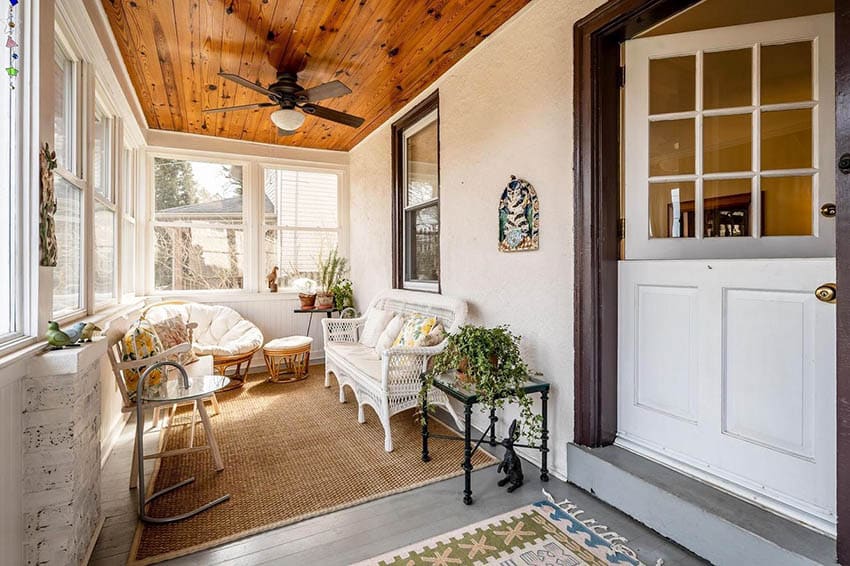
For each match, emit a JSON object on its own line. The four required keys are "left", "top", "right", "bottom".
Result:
{"left": 90, "top": 393, "right": 707, "bottom": 565}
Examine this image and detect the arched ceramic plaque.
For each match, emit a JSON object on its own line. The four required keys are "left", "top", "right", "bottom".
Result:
{"left": 498, "top": 176, "right": 539, "bottom": 252}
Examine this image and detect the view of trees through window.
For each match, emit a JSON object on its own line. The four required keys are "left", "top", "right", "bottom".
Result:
{"left": 153, "top": 157, "right": 245, "bottom": 291}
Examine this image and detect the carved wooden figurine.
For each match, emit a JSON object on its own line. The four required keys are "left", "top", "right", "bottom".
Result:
{"left": 497, "top": 419, "right": 524, "bottom": 492}
{"left": 267, "top": 266, "right": 279, "bottom": 293}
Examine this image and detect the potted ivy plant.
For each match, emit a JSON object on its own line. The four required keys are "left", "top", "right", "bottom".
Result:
{"left": 331, "top": 277, "right": 355, "bottom": 311}
{"left": 420, "top": 324, "right": 542, "bottom": 442}
{"left": 316, "top": 247, "right": 349, "bottom": 309}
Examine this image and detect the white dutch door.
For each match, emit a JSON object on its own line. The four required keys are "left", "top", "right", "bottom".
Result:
{"left": 620, "top": 14, "right": 836, "bottom": 534}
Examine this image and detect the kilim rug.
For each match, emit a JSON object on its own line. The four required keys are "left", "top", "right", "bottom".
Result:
{"left": 357, "top": 495, "right": 658, "bottom": 566}
{"left": 128, "top": 366, "right": 496, "bottom": 565}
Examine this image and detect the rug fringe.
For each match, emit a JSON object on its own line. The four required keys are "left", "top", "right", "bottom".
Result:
{"left": 541, "top": 489, "right": 663, "bottom": 566}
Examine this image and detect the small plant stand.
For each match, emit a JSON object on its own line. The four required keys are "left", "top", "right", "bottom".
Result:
{"left": 420, "top": 371, "right": 550, "bottom": 505}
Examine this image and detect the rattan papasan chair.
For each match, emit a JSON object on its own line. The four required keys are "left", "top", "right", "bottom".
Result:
{"left": 143, "top": 300, "right": 264, "bottom": 390}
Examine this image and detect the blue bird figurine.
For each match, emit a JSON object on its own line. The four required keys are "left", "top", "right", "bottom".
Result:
{"left": 64, "top": 322, "right": 86, "bottom": 345}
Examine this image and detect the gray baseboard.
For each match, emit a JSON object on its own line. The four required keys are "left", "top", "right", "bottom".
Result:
{"left": 567, "top": 443, "right": 836, "bottom": 566}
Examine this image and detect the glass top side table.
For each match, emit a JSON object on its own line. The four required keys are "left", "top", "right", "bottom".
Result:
{"left": 421, "top": 371, "right": 550, "bottom": 505}
{"left": 136, "top": 361, "right": 232, "bottom": 523}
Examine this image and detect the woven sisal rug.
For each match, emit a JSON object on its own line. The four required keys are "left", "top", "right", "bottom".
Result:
{"left": 128, "top": 366, "right": 496, "bottom": 565}
{"left": 357, "top": 495, "right": 655, "bottom": 566}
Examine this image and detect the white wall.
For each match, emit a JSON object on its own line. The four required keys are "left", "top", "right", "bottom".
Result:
{"left": 348, "top": 0, "right": 602, "bottom": 480}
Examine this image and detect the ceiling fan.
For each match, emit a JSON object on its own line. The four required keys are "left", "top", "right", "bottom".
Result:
{"left": 204, "top": 71, "right": 365, "bottom": 135}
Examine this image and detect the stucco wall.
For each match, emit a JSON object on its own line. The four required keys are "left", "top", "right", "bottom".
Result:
{"left": 348, "top": 0, "right": 602, "bottom": 480}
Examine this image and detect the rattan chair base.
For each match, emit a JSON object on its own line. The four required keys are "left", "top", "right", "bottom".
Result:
{"left": 213, "top": 349, "right": 258, "bottom": 390}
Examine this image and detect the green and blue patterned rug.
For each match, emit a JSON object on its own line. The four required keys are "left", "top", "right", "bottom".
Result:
{"left": 358, "top": 495, "right": 653, "bottom": 566}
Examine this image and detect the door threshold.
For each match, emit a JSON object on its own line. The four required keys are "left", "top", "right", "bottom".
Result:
{"left": 567, "top": 443, "right": 836, "bottom": 566}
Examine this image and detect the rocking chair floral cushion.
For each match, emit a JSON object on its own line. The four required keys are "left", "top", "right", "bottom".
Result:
{"left": 121, "top": 318, "right": 164, "bottom": 394}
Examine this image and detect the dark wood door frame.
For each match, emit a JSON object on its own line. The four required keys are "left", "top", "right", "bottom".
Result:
{"left": 573, "top": 0, "right": 849, "bottom": 561}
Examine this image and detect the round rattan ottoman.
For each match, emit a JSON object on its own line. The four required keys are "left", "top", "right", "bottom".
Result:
{"left": 263, "top": 336, "right": 313, "bottom": 383}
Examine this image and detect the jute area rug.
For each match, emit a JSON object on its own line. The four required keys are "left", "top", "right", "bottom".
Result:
{"left": 357, "top": 496, "right": 656, "bottom": 566}
{"left": 129, "top": 365, "right": 496, "bottom": 565}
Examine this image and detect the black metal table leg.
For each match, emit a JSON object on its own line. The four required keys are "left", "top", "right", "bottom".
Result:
{"left": 489, "top": 407, "right": 498, "bottom": 446}
{"left": 421, "top": 393, "right": 431, "bottom": 462}
{"left": 540, "top": 389, "right": 550, "bottom": 482}
{"left": 463, "top": 403, "right": 474, "bottom": 505}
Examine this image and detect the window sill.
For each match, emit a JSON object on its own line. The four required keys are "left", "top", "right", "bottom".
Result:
{"left": 146, "top": 290, "right": 306, "bottom": 303}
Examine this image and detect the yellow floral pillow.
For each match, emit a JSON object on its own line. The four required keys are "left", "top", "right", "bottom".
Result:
{"left": 121, "top": 318, "right": 164, "bottom": 396}
{"left": 392, "top": 313, "right": 438, "bottom": 348}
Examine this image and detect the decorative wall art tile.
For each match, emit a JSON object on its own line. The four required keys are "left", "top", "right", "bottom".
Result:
{"left": 499, "top": 175, "right": 539, "bottom": 252}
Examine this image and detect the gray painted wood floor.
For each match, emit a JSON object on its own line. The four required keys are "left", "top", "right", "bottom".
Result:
{"left": 90, "top": 407, "right": 707, "bottom": 566}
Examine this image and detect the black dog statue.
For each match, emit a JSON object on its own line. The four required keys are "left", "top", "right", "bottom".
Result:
{"left": 497, "top": 419, "right": 524, "bottom": 492}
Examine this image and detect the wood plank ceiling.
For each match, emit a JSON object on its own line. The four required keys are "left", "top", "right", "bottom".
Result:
{"left": 101, "top": 0, "right": 532, "bottom": 151}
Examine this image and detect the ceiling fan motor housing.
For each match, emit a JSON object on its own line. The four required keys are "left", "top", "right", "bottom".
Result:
{"left": 268, "top": 72, "right": 306, "bottom": 107}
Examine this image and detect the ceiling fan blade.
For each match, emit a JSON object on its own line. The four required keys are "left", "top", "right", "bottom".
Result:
{"left": 218, "top": 72, "right": 277, "bottom": 98}
{"left": 300, "top": 103, "right": 365, "bottom": 128}
{"left": 203, "top": 102, "right": 276, "bottom": 114}
{"left": 295, "top": 80, "right": 352, "bottom": 103}
{"left": 277, "top": 128, "right": 298, "bottom": 136}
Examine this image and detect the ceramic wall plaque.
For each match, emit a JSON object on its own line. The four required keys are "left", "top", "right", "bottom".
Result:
{"left": 499, "top": 175, "right": 539, "bottom": 252}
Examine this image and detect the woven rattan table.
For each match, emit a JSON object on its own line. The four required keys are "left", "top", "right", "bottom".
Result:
{"left": 264, "top": 336, "right": 313, "bottom": 383}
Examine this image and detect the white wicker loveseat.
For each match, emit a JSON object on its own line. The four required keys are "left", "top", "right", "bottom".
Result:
{"left": 322, "top": 289, "right": 467, "bottom": 452}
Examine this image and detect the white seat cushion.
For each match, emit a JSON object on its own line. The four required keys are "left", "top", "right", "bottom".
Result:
{"left": 145, "top": 302, "right": 264, "bottom": 357}
{"left": 265, "top": 336, "right": 313, "bottom": 350}
{"left": 327, "top": 342, "right": 382, "bottom": 382}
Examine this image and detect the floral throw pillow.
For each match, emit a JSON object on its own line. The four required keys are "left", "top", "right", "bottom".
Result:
{"left": 392, "top": 313, "right": 438, "bottom": 348}
{"left": 150, "top": 316, "right": 199, "bottom": 367}
{"left": 420, "top": 322, "right": 447, "bottom": 347}
{"left": 121, "top": 318, "right": 164, "bottom": 397}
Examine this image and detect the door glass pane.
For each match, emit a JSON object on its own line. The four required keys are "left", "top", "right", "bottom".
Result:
{"left": 704, "top": 48, "right": 752, "bottom": 109}
{"left": 649, "top": 118, "right": 695, "bottom": 176}
{"left": 761, "top": 109, "right": 812, "bottom": 170}
{"left": 649, "top": 55, "right": 695, "bottom": 115}
{"left": 94, "top": 204, "right": 115, "bottom": 303}
{"left": 761, "top": 42, "right": 812, "bottom": 105}
{"left": 704, "top": 178, "right": 752, "bottom": 238}
{"left": 406, "top": 119, "right": 438, "bottom": 206}
{"left": 405, "top": 204, "right": 439, "bottom": 283}
{"left": 762, "top": 176, "right": 813, "bottom": 236}
{"left": 704, "top": 114, "right": 752, "bottom": 174}
{"left": 649, "top": 181, "right": 695, "bottom": 238}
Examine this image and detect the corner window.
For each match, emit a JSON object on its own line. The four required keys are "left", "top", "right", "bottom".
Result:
{"left": 263, "top": 168, "right": 340, "bottom": 288}
{"left": 152, "top": 157, "right": 245, "bottom": 291}
{"left": 392, "top": 92, "right": 440, "bottom": 292}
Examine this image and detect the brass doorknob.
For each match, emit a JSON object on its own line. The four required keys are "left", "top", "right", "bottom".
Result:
{"left": 815, "top": 283, "right": 837, "bottom": 304}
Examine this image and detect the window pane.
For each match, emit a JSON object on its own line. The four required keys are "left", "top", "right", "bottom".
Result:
{"left": 154, "top": 157, "right": 244, "bottom": 224}
{"left": 703, "top": 114, "right": 752, "bottom": 174}
{"left": 122, "top": 218, "right": 135, "bottom": 295}
{"left": 405, "top": 204, "right": 439, "bottom": 283}
{"left": 704, "top": 178, "right": 752, "bottom": 238}
{"left": 54, "top": 177, "right": 83, "bottom": 316}
{"left": 406, "top": 119, "right": 438, "bottom": 206}
{"left": 649, "top": 118, "right": 695, "bottom": 176}
{"left": 154, "top": 226, "right": 244, "bottom": 291}
{"left": 93, "top": 112, "right": 111, "bottom": 200}
{"left": 123, "top": 148, "right": 135, "bottom": 215}
{"left": 263, "top": 169, "right": 338, "bottom": 228}
{"left": 762, "top": 176, "right": 813, "bottom": 236}
{"left": 1, "top": 14, "right": 16, "bottom": 337}
{"left": 264, "top": 229, "right": 338, "bottom": 287}
{"left": 703, "top": 49, "right": 752, "bottom": 110}
{"left": 53, "top": 49, "right": 73, "bottom": 172}
{"left": 649, "top": 56, "right": 695, "bottom": 115}
{"left": 761, "top": 109, "right": 812, "bottom": 170}
{"left": 648, "top": 182, "right": 696, "bottom": 238}
{"left": 94, "top": 204, "right": 115, "bottom": 303}
{"left": 761, "top": 42, "right": 812, "bottom": 105}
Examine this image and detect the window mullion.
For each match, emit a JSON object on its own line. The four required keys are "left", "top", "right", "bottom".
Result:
{"left": 752, "top": 43, "right": 762, "bottom": 239}
{"left": 695, "top": 49, "right": 704, "bottom": 240}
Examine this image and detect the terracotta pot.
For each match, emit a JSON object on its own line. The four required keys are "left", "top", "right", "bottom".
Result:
{"left": 299, "top": 293, "right": 316, "bottom": 309}
{"left": 316, "top": 292, "right": 334, "bottom": 309}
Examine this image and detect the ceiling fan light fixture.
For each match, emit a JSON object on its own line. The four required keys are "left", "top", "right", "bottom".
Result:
{"left": 270, "top": 108, "right": 305, "bottom": 131}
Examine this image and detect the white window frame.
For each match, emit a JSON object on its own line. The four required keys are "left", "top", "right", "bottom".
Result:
{"left": 92, "top": 94, "right": 118, "bottom": 308}
{"left": 624, "top": 14, "right": 835, "bottom": 260}
{"left": 260, "top": 165, "right": 344, "bottom": 290}
{"left": 401, "top": 109, "right": 440, "bottom": 292}
{"left": 52, "top": 27, "right": 87, "bottom": 322}
{"left": 144, "top": 148, "right": 349, "bottom": 297}
{"left": 120, "top": 142, "right": 138, "bottom": 300}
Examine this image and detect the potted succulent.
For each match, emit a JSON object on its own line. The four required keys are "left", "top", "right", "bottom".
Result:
{"left": 316, "top": 247, "right": 349, "bottom": 310}
{"left": 420, "top": 324, "right": 542, "bottom": 442}
{"left": 292, "top": 277, "right": 318, "bottom": 309}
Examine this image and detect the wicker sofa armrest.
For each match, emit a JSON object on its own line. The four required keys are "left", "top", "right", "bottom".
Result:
{"left": 322, "top": 316, "right": 365, "bottom": 344}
